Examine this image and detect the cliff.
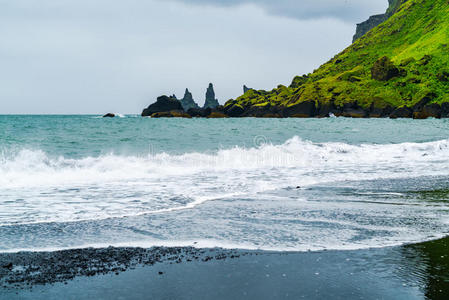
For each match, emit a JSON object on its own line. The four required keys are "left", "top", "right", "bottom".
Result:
{"left": 224, "top": 0, "right": 449, "bottom": 119}
{"left": 353, "top": 0, "right": 405, "bottom": 42}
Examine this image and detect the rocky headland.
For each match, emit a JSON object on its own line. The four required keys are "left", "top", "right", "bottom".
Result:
{"left": 140, "top": 0, "right": 448, "bottom": 119}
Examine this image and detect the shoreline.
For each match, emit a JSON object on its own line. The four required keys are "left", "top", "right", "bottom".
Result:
{"left": 1, "top": 237, "right": 448, "bottom": 299}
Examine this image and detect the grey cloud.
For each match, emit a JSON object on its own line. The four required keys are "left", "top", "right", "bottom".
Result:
{"left": 0, "top": 0, "right": 380, "bottom": 114}
{"left": 164, "top": 0, "right": 387, "bottom": 22}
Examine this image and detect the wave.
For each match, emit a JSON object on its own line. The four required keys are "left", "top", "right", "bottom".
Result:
{"left": 1, "top": 137, "right": 449, "bottom": 189}
{"left": 2, "top": 137, "right": 449, "bottom": 252}
{"left": 1, "top": 137, "right": 449, "bottom": 226}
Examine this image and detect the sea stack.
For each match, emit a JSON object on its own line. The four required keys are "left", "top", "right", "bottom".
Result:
{"left": 203, "top": 83, "right": 220, "bottom": 109}
{"left": 180, "top": 88, "right": 200, "bottom": 111}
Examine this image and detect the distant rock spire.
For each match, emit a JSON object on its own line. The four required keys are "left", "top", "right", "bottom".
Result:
{"left": 180, "top": 88, "right": 200, "bottom": 111}
{"left": 243, "top": 85, "right": 252, "bottom": 93}
{"left": 203, "top": 83, "right": 220, "bottom": 109}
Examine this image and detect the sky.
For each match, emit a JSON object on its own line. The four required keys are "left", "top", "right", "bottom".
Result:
{"left": 0, "top": 0, "right": 387, "bottom": 114}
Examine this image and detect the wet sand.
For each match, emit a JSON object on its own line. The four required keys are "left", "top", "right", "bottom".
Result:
{"left": 1, "top": 238, "right": 448, "bottom": 300}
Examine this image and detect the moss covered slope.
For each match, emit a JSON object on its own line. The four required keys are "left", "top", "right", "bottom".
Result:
{"left": 225, "top": 0, "right": 449, "bottom": 118}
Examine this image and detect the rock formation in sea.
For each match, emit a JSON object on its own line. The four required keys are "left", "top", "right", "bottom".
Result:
{"left": 203, "top": 83, "right": 220, "bottom": 109}
{"left": 141, "top": 95, "right": 184, "bottom": 117}
{"left": 102, "top": 113, "right": 115, "bottom": 118}
{"left": 179, "top": 88, "right": 200, "bottom": 111}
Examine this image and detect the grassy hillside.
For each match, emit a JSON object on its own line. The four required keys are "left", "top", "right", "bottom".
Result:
{"left": 224, "top": 0, "right": 449, "bottom": 118}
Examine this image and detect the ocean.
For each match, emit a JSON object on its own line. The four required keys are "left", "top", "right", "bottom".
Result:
{"left": 1, "top": 115, "right": 449, "bottom": 252}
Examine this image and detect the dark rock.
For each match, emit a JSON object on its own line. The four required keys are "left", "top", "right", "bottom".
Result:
{"left": 180, "top": 89, "right": 200, "bottom": 111}
{"left": 369, "top": 105, "right": 394, "bottom": 118}
{"left": 241, "top": 104, "right": 281, "bottom": 118}
{"left": 207, "top": 112, "right": 228, "bottom": 118}
{"left": 226, "top": 105, "right": 245, "bottom": 117}
{"left": 342, "top": 108, "right": 368, "bottom": 118}
{"left": 215, "top": 105, "right": 225, "bottom": 112}
{"left": 333, "top": 102, "right": 368, "bottom": 118}
{"left": 390, "top": 106, "right": 413, "bottom": 118}
{"left": 187, "top": 108, "right": 207, "bottom": 117}
{"left": 371, "top": 56, "right": 400, "bottom": 81}
{"left": 317, "top": 101, "right": 338, "bottom": 117}
{"left": 283, "top": 101, "right": 317, "bottom": 118}
{"left": 442, "top": 102, "right": 449, "bottom": 118}
{"left": 203, "top": 83, "right": 220, "bottom": 109}
{"left": 353, "top": 0, "right": 406, "bottom": 42}
{"left": 141, "top": 96, "right": 184, "bottom": 117}
{"left": 413, "top": 92, "right": 437, "bottom": 111}
{"left": 353, "top": 14, "right": 388, "bottom": 42}
{"left": 243, "top": 85, "right": 252, "bottom": 93}
{"left": 413, "top": 104, "right": 442, "bottom": 119}
{"left": 151, "top": 110, "right": 192, "bottom": 118}
{"left": 369, "top": 98, "right": 394, "bottom": 117}
{"left": 102, "top": 113, "right": 115, "bottom": 118}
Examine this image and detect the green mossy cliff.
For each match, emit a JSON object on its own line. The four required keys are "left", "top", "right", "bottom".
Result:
{"left": 224, "top": 0, "right": 449, "bottom": 118}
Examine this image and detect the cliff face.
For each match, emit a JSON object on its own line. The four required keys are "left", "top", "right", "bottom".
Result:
{"left": 224, "top": 0, "right": 449, "bottom": 118}
{"left": 353, "top": 14, "right": 388, "bottom": 43}
{"left": 353, "top": 0, "right": 406, "bottom": 42}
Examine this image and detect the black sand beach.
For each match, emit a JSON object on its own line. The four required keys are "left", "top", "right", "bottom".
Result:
{"left": 1, "top": 237, "right": 448, "bottom": 300}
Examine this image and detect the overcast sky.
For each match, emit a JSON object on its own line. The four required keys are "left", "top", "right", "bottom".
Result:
{"left": 0, "top": 0, "right": 387, "bottom": 114}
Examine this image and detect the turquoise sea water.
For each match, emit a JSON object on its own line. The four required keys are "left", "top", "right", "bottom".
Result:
{"left": 1, "top": 115, "right": 449, "bottom": 252}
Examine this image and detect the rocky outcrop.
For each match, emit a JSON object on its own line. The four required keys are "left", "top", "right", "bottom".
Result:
{"left": 180, "top": 89, "right": 200, "bottom": 111}
{"left": 141, "top": 96, "right": 184, "bottom": 117}
{"left": 353, "top": 0, "right": 406, "bottom": 42}
{"left": 151, "top": 110, "right": 192, "bottom": 118}
{"left": 207, "top": 111, "right": 228, "bottom": 118}
{"left": 371, "top": 56, "right": 400, "bottom": 81}
{"left": 413, "top": 104, "right": 442, "bottom": 119}
{"left": 390, "top": 106, "right": 413, "bottom": 119}
{"left": 142, "top": 97, "right": 448, "bottom": 119}
{"left": 203, "top": 83, "right": 220, "bottom": 109}
{"left": 283, "top": 101, "right": 317, "bottom": 118}
{"left": 225, "top": 104, "right": 245, "bottom": 117}
{"left": 353, "top": 14, "right": 388, "bottom": 43}
{"left": 243, "top": 85, "right": 252, "bottom": 93}
{"left": 102, "top": 113, "right": 115, "bottom": 118}
{"left": 187, "top": 108, "right": 208, "bottom": 117}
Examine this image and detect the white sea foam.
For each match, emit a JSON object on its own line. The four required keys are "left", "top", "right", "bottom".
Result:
{"left": 1, "top": 137, "right": 449, "bottom": 252}
{"left": 2, "top": 137, "right": 449, "bottom": 190}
